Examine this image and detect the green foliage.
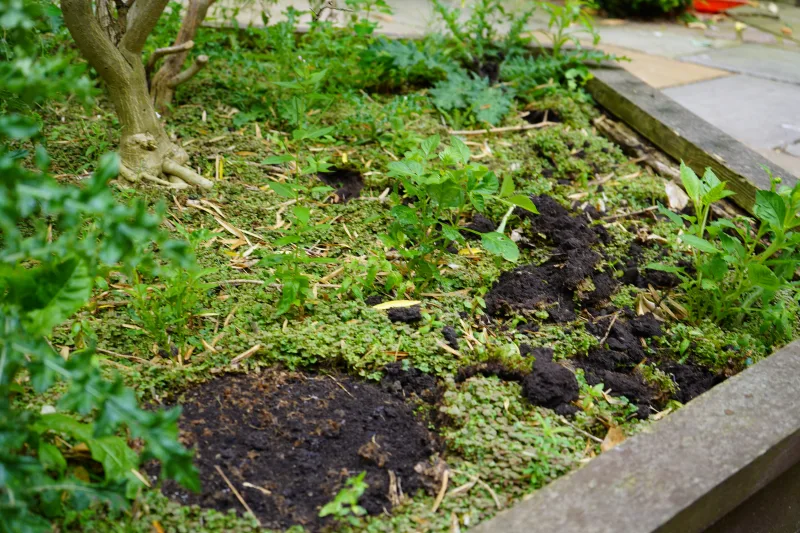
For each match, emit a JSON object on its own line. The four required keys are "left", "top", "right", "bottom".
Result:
{"left": 432, "top": 0, "right": 537, "bottom": 68}
{"left": 258, "top": 186, "right": 335, "bottom": 316}
{"left": 429, "top": 70, "right": 515, "bottom": 127}
{"left": 649, "top": 164, "right": 800, "bottom": 344}
{"left": 318, "top": 472, "right": 368, "bottom": 525}
{"left": 537, "top": 0, "right": 603, "bottom": 59}
{"left": 596, "top": 0, "right": 692, "bottom": 18}
{"left": 380, "top": 136, "right": 536, "bottom": 290}
{"left": 0, "top": 4, "right": 197, "bottom": 531}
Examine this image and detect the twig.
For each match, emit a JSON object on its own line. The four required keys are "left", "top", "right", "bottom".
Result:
{"left": 96, "top": 347, "right": 156, "bottom": 366}
{"left": 214, "top": 279, "right": 265, "bottom": 288}
{"left": 558, "top": 416, "right": 604, "bottom": 444}
{"left": 449, "top": 121, "right": 554, "bottom": 136}
{"left": 214, "top": 465, "right": 261, "bottom": 526}
{"left": 325, "top": 373, "right": 354, "bottom": 398}
{"left": 310, "top": 0, "right": 353, "bottom": 21}
{"left": 598, "top": 312, "right": 619, "bottom": 346}
{"left": 474, "top": 477, "right": 502, "bottom": 510}
{"left": 230, "top": 344, "right": 262, "bottom": 365}
{"left": 145, "top": 40, "right": 194, "bottom": 77}
{"left": 601, "top": 205, "right": 658, "bottom": 222}
{"left": 431, "top": 469, "right": 449, "bottom": 513}
{"left": 436, "top": 340, "right": 463, "bottom": 358}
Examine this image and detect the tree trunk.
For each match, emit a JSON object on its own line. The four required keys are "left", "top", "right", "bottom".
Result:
{"left": 60, "top": 0, "right": 211, "bottom": 190}
{"left": 149, "top": 0, "right": 214, "bottom": 113}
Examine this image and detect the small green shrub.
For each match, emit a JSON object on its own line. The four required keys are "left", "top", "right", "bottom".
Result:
{"left": 597, "top": 0, "right": 692, "bottom": 18}
{"left": 380, "top": 136, "right": 537, "bottom": 291}
{"left": 429, "top": 70, "right": 515, "bottom": 128}
{"left": 649, "top": 163, "right": 800, "bottom": 345}
{"left": 318, "top": 472, "right": 368, "bottom": 526}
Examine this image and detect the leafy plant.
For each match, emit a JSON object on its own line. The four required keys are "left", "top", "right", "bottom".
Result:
{"left": 0, "top": 5, "right": 197, "bottom": 530}
{"left": 429, "top": 70, "right": 515, "bottom": 128}
{"left": 318, "top": 471, "right": 368, "bottom": 525}
{"left": 649, "top": 163, "right": 800, "bottom": 344}
{"left": 337, "top": 254, "right": 407, "bottom": 302}
{"left": 537, "top": 0, "right": 603, "bottom": 60}
{"left": 380, "top": 135, "right": 537, "bottom": 290}
{"left": 432, "top": 0, "right": 537, "bottom": 70}
{"left": 259, "top": 186, "right": 335, "bottom": 316}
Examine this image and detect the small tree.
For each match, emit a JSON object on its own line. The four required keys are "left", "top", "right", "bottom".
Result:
{"left": 61, "top": 0, "right": 213, "bottom": 190}
{"left": 147, "top": 0, "right": 216, "bottom": 113}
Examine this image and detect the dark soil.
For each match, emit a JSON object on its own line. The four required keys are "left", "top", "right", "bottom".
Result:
{"left": 387, "top": 306, "right": 422, "bottom": 323}
{"left": 462, "top": 214, "right": 497, "bottom": 239}
{"left": 318, "top": 167, "right": 364, "bottom": 203}
{"left": 485, "top": 195, "right": 616, "bottom": 320}
{"left": 524, "top": 109, "right": 562, "bottom": 124}
{"left": 659, "top": 361, "right": 726, "bottom": 404}
{"left": 156, "top": 371, "right": 439, "bottom": 531}
{"left": 619, "top": 242, "right": 680, "bottom": 289}
{"left": 381, "top": 363, "right": 441, "bottom": 404}
{"left": 520, "top": 346, "right": 579, "bottom": 415}
{"left": 442, "top": 326, "right": 460, "bottom": 351}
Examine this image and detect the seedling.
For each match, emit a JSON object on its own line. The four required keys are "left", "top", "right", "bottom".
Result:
{"left": 649, "top": 163, "right": 800, "bottom": 344}
{"left": 380, "top": 135, "right": 537, "bottom": 291}
{"left": 318, "top": 471, "right": 369, "bottom": 525}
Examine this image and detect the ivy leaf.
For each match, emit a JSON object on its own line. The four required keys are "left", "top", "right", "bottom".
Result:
{"left": 481, "top": 232, "right": 519, "bottom": 262}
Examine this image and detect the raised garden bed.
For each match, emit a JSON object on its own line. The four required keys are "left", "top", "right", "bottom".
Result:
{"left": 10, "top": 1, "right": 800, "bottom": 532}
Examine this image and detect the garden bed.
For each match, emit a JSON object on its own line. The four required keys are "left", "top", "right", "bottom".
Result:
{"left": 24, "top": 2, "right": 800, "bottom": 532}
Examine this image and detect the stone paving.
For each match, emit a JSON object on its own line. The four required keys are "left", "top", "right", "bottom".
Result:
{"left": 206, "top": 0, "right": 800, "bottom": 178}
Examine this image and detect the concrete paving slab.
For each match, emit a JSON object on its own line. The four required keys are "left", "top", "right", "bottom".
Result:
{"left": 755, "top": 148, "right": 800, "bottom": 179}
{"left": 596, "top": 43, "right": 730, "bottom": 89}
{"left": 680, "top": 44, "right": 800, "bottom": 85}
{"left": 663, "top": 74, "right": 800, "bottom": 151}
{"left": 595, "top": 24, "right": 731, "bottom": 58}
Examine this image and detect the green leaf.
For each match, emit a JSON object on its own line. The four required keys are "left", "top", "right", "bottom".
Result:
{"left": 293, "top": 206, "right": 311, "bottom": 225}
{"left": 25, "top": 259, "right": 93, "bottom": 337}
{"left": 420, "top": 135, "right": 440, "bottom": 159}
{"left": 658, "top": 204, "right": 687, "bottom": 228}
{"left": 38, "top": 442, "right": 67, "bottom": 474}
{"left": 387, "top": 160, "right": 424, "bottom": 179}
{"left": 391, "top": 205, "right": 419, "bottom": 225}
{"left": 680, "top": 162, "right": 701, "bottom": 204}
{"left": 747, "top": 263, "right": 781, "bottom": 291}
{"left": 499, "top": 174, "right": 515, "bottom": 198}
{"left": 441, "top": 225, "right": 461, "bottom": 242}
{"left": 262, "top": 155, "right": 296, "bottom": 165}
{"left": 444, "top": 136, "right": 471, "bottom": 165}
{"left": 506, "top": 194, "right": 538, "bottom": 214}
{"left": 267, "top": 181, "right": 297, "bottom": 199}
{"left": 645, "top": 263, "right": 683, "bottom": 273}
{"left": 754, "top": 190, "right": 787, "bottom": 231}
{"left": 88, "top": 436, "right": 139, "bottom": 482}
{"left": 292, "top": 126, "right": 335, "bottom": 140}
{"left": 481, "top": 232, "right": 519, "bottom": 262}
{"left": 679, "top": 234, "right": 719, "bottom": 254}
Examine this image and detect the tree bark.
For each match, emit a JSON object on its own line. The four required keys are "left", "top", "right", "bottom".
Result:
{"left": 150, "top": 0, "right": 215, "bottom": 113}
{"left": 60, "top": 0, "right": 211, "bottom": 190}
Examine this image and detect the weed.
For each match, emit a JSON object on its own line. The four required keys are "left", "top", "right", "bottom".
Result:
{"left": 318, "top": 472, "right": 368, "bottom": 525}
{"left": 380, "top": 135, "right": 537, "bottom": 291}
{"left": 430, "top": 70, "right": 515, "bottom": 127}
{"left": 649, "top": 163, "right": 800, "bottom": 344}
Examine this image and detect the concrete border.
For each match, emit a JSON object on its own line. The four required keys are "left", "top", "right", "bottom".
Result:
{"left": 471, "top": 340, "right": 800, "bottom": 533}
{"left": 585, "top": 65, "right": 797, "bottom": 214}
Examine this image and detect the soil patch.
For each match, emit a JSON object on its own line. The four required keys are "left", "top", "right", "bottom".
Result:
{"left": 524, "top": 108, "right": 562, "bottom": 124}
{"left": 157, "top": 371, "right": 439, "bottom": 530}
{"left": 318, "top": 167, "right": 364, "bottom": 203}
{"left": 387, "top": 305, "right": 422, "bottom": 323}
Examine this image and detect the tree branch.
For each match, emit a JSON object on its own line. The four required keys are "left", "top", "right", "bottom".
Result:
{"left": 145, "top": 40, "right": 195, "bottom": 80}
{"left": 121, "top": 0, "right": 170, "bottom": 55}
{"left": 167, "top": 55, "right": 208, "bottom": 88}
{"left": 61, "top": 0, "right": 131, "bottom": 85}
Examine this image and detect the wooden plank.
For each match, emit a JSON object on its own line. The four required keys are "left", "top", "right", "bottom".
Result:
{"left": 585, "top": 66, "right": 797, "bottom": 213}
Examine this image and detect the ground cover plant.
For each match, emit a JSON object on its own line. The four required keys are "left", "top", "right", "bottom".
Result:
{"left": 5, "top": 0, "right": 800, "bottom": 532}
